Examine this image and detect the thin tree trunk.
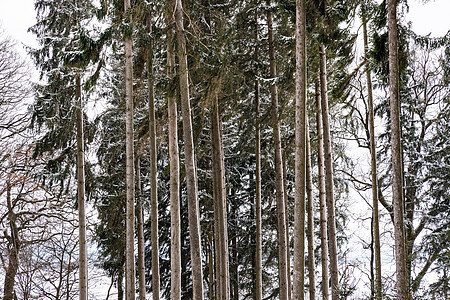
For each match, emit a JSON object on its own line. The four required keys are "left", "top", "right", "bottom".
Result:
{"left": 362, "top": 14, "right": 382, "bottom": 300}
{"left": 173, "top": 0, "right": 204, "bottom": 298}
{"left": 118, "top": 270, "right": 124, "bottom": 300}
{"left": 306, "top": 119, "right": 316, "bottom": 300}
{"left": 230, "top": 189, "right": 239, "bottom": 300}
{"left": 76, "top": 74, "right": 88, "bottom": 300}
{"left": 266, "top": 4, "right": 289, "bottom": 300}
{"left": 124, "top": 0, "right": 136, "bottom": 298}
{"left": 214, "top": 184, "right": 220, "bottom": 299}
{"left": 387, "top": 0, "right": 408, "bottom": 298}
{"left": 166, "top": 10, "right": 181, "bottom": 300}
{"left": 249, "top": 170, "right": 256, "bottom": 300}
{"left": 316, "top": 79, "right": 329, "bottom": 300}
{"left": 293, "top": 0, "right": 306, "bottom": 298}
{"left": 254, "top": 7, "right": 262, "bottom": 300}
{"left": 370, "top": 214, "right": 375, "bottom": 299}
{"left": 146, "top": 14, "right": 160, "bottom": 300}
{"left": 136, "top": 157, "right": 146, "bottom": 300}
{"left": 106, "top": 277, "right": 114, "bottom": 300}
{"left": 220, "top": 119, "right": 230, "bottom": 300}
{"left": 283, "top": 155, "right": 292, "bottom": 300}
{"left": 232, "top": 231, "right": 239, "bottom": 300}
{"left": 211, "top": 90, "right": 230, "bottom": 300}
{"left": 3, "top": 181, "right": 20, "bottom": 300}
{"left": 208, "top": 232, "right": 214, "bottom": 300}
{"left": 319, "top": 45, "right": 339, "bottom": 300}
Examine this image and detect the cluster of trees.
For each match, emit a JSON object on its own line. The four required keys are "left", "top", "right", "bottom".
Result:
{"left": 1, "top": 0, "right": 449, "bottom": 299}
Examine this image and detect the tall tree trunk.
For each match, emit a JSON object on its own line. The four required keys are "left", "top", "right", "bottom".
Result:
{"left": 319, "top": 45, "right": 339, "bottom": 300}
{"left": 249, "top": 170, "right": 256, "bottom": 300}
{"left": 316, "top": 79, "right": 329, "bottom": 300}
{"left": 370, "top": 214, "right": 375, "bottom": 299}
{"left": 146, "top": 14, "right": 160, "bottom": 300}
{"left": 220, "top": 110, "right": 230, "bottom": 299}
{"left": 3, "top": 181, "right": 20, "bottom": 300}
{"left": 76, "top": 74, "right": 88, "bottom": 300}
{"left": 305, "top": 119, "right": 316, "bottom": 300}
{"left": 387, "top": 0, "right": 408, "bottom": 298}
{"left": 232, "top": 229, "right": 239, "bottom": 300}
{"left": 136, "top": 157, "right": 146, "bottom": 300}
{"left": 208, "top": 232, "right": 215, "bottom": 300}
{"left": 266, "top": 4, "right": 289, "bottom": 300}
{"left": 283, "top": 155, "right": 292, "bottom": 300}
{"left": 124, "top": 0, "right": 136, "bottom": 298}
{"left": 166, "top": 10, "right": 181, "bottom": 300}
{"left": 173, "top": 0, "right": 204, "bottom": 298}
{"left": 211, "top": 90, "right": 230, "bottom": 300}
{"left": 293, "top": 0, "right": 306, "bottom": 298}
{"left": 362, "top": 14, "right": 382, "bottom": 300}
{"left": 254, "top": 7, "right": 262, "bottom": 300}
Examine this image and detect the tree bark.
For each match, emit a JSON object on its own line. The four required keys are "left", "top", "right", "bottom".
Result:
{"left": 118, "top": 270, "right": 124, "bottom": 300}
{"left": 316, "top": 79, "right": 329, "bottom": 300}
{"left": 254, "top": 7, "right": 262, "bottom": 300}
{"left": 266, "top": 4, "right": 289, "bottom": 300}
{"left": 362, "top": 14, "right": 382, "bottom": 300}
{"left": 173, "top": 0, "right": 204, "bottom": 298}
{"left": 211, "top": 90, "right": 230, "bottom": 300}
{"left": 124, "top": 0, "right": 136, "bottom": 298}
{"left": 146, "top": 14, "right": 160, "bottom": 300}
{"left": 75, "top": 73, "right": 88, "bottom": 300}
{"left": 283, "top": 155, "right": 292, "bottom": 300}
{"left": 387, "top": 0, "right": 408, "bottom": 299}
{"left": 305, "top": 119, "right": 316, "bottom": 300}
{"left": 319, "top": 45, "right": 339, "bottom": 300}
{"left": 208, "top": 232, "right": 215, "bottom": 300}
{"left": 166, "top": 8, "right": 181, "bottom": 300}
{"left": 136, "top": 157, "right": 146, "bottom": 300}
{"left": 232, "top": 228, "right": 239, "bottom": 300}
{"left": 3, "top": 181, "right": 20, "bottom": 300}
{"left": 293, "top": 0, "right": 306, "bottom": 299}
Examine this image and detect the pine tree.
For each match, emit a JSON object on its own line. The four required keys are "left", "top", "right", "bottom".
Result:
{"left": 315, "top": 78, "right": 330, "bottom": 300}
{"left": 267, "top": 3, "right": 289, "bottom": 299}
{"left": 293, "top": 0, "right": 307, "bottom": 299}
{"left": 361, "top": 7, "right": 382, "bottom": 298}
{"left": 305, "top": 118, "right": 316, "bottom": 300}
{"left": 319, "top": 44, "right": 339, "bottom": 300}
{"left": 387, "top": 0, "right": 408, "bottom": 298}
{"left": 146, "top": 12, "right": 160, "bottom": 300}
{"left": 165, "top": 4, "right": 182, "bottom": 299}
{"left": 123, "top": 0, "right": 136, "bottom": 298}
{"left": 172, "top": 0, "right": 204, "bottom": 298}
{"left": 29, "top": 1, "right": 106, "bottom": 297}
{"left": 254, "top": 6, "right": 263, "bottom": 300}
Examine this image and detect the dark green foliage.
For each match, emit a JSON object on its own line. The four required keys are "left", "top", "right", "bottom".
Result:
{"left": 29, "top": 0, "right": 105, "bottom": 195}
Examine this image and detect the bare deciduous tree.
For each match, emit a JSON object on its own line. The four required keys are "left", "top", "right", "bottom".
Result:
{"left": 1, "top": 144, "right": 79, "bottom": 300}
{"left": 0, "top": 29, "right": 31, "bottom": 141}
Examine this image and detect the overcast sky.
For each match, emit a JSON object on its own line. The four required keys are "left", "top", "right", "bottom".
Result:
{"left": 0, "top": 0, "right": 449, "bottom": 51}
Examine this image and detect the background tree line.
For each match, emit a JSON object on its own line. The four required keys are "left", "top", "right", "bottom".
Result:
{"left": 0, "top": 0, "right": 449, "bottom": 299}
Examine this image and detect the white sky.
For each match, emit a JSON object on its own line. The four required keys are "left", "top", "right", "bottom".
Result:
{"left": 0, "top": 0, "right": 37, "bottom": 48}
{"left": 405, "top": 0, "right": 450, "bottom": 36}
{"left": 0, "top": 0, "right": 449, "bottom": 49}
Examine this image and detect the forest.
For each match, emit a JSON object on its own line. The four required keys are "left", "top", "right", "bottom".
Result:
{"left": 0, "top": 0, "right": 449, "bottom": 299}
